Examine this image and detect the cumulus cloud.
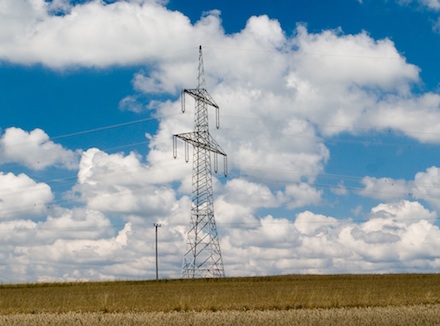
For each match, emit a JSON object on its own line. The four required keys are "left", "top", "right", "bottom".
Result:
{"left": 224, "top": 200, "right": 440, "bottom": 276}
{"left": 0, "top": 200, "right": 171, "bottom": 282}
{"left": 222, "top": 178, "right": 278, "bottom": 209}
{"left": 292, "top": 26, "right": 419, "bottom": 90}
{"left": 39, "top": 207, "right": 114, "bottom": 240}
{"left": 0, "top": 172, "right": 53, "bottom": 219}
{"left": 368, "top": 93, "right": 440, "bottom": 143}
{"left": 0, "top": 203, "right": 188, "bottom": 282}
{"left": 359, "top": 166, "right": 440, "bottom": 212}
{"left": 0, "top": 207, "right": 113, "bottom": 244}
{"left": 5, "top": 222, "right": 132, "bottom": 282}
{"left": 2, "top": 156, "right": 440, "bottom": 282}
{"left": 282, "top": 183, "right": 322, "bottom": 209}
{"left": 0, "top": 127, "right": 78, "bottom": 170}
{"left": 283, "top": 27, "right": 428, "bottom": 139}
{"left": 360, "top": 176, "right": 411, "bottom": 200}
{"left": 412, "top": 166, "right": 440, "bottom": 210}
{"left": 370, "top": 200, "right": 436, "bottom": 224}
{"left": 0, "top": 0, "right": 200, "bottom": 68}
{"left": 294, "top": 211, "right": 339, "bottom": 236}
{"left": 343, "top": 200, "right": 438, "bottom": 264}
{"left": 73, "top": 148, "right": 179, "bottom": 216}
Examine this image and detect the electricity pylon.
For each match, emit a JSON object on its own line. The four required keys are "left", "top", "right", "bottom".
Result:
{"left": 173, "top": 46, "right": 227, "bottom": 278}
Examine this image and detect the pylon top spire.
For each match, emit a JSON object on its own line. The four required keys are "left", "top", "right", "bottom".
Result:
{"left": 198, "top": 45, "right": 206, "bottom": 89}
{"left": 179, "top": 46, "right": 220, "bottom": 133}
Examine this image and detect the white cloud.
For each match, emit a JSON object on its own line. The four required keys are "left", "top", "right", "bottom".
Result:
{"left": 0, "top": 201, "right": 191, "bottom": 282}
{"left": 292, "top": 25, "right": 419, "bottom": 91}
{"left": 0, "top": 207, "right": 113, "bottom": 244}
{"left": 368, "top": 93, "right": 440, "bottom": 143}
{"left": 412, "top": 166, "right": 440, "bottom": 210}
{"left": 2, "top": 165, "right": 440, "bottom": 282}
{"left": 370, "top": 200, "right": 436, "bottom": 224}
{"left": 11, "top": 223, "right": 133, "bottom": 282}
{"left": 0, "top": 127, "right": 78, "bottom": 170}
{"left": 0, "top": 203, "right": 160, "bottom": 282}
{"left": 283, "top": 27, "right": 429, "bottom": 139}
{"left": 359, "top": 176, "right": 410, "bottom": 200}
{"left": 38, "top": 207, "right": 114, "bottom": 241}
{"left": 28, "top": 223, "right": 130, "bottom": 265}
{"left": 283, "top": 183, "right": 322, "bottom": 209}
{"left": 0, "top": 172, "right": 53, "bottom": 219}
{"left": 294, "top": 211, "right": 339, "bottom": 236}
{"left": 132, "top": 63, "right": 196, "bottom": 95}
{"left": 343, "top": 200, "right": 438, "bottom": 264}
{"left": 0, "top": 205, "right": 120, "bottom": 282}
{"left": 359, "top": 166, "right": 440, "bottom": 212}
{"left": 74, "top": 148, "right": 179, "bottom": 216}
{"left": 224, "top": 200, "right": 440, "bottom": 276}
{"left": 222, "top": 178, "right": 278, "bottom": 209}
{"left": 0, "top": 0, "right": 205, "bottom": 68}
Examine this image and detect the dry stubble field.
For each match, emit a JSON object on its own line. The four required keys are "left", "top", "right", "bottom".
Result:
{"left": 1, "top": 274, "right": 440, "bottom": 325}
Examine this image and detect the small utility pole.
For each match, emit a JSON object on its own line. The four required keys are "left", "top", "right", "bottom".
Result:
{"left": 154, "top": 223, "right": 161, "bottom": 280}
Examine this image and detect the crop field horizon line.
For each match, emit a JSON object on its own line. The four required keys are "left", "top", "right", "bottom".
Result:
{"left": 2, "top": 272, "right": 438, "bottom": 288}
{"left": 1, "top": 273, "right": 440, "bottom": 315}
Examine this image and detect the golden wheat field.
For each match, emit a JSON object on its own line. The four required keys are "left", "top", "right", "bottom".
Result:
{"left": 1, "top": 274, "right": 440, "bottom": 325}
{"left": 1, "top": 306, "right": 440, "bottom": 325}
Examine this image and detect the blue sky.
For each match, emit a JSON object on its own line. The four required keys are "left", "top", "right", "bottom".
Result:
{"left": 1, "top": 0, "right": 440, "bottom": 283}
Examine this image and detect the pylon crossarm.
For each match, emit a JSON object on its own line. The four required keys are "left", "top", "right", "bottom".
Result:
{"left": 174, "top": 132, "right": 227, "bottom": 157}
{"left": 183, "top": 89, "right": 219, "bottom": 109}
{"left": 174, "top": 132, "right": 228, "bottom": 177}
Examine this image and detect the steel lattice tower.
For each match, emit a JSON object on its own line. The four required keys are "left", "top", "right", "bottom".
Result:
{"left": 173, "top": 46, "right": 227, "bottom": 278}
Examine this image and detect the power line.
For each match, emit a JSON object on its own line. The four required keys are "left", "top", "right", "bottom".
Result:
{"left": 51, "top": 117, "right": 157, "bottom": 140}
